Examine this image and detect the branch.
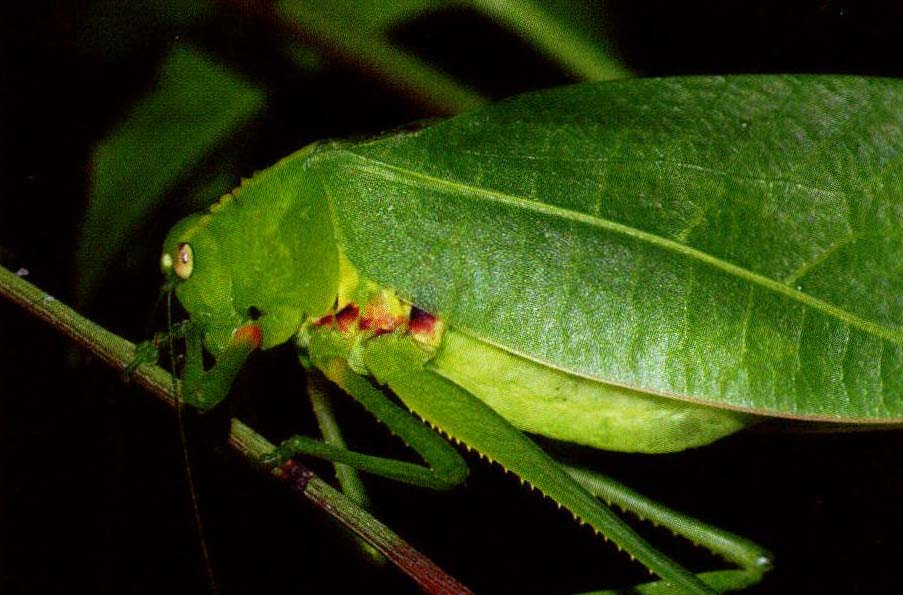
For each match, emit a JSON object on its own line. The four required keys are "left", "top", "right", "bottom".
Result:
{"left": 0, "top": 264, "right": 472, "bottom": 595}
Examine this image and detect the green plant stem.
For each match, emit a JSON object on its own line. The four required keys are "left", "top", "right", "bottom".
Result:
{"left": 0, "top": 264, "right": 472, "bottom": 595}
{"left": 0, "top": 265, "right": 177, "bottom": 406}
{"left": 471, "top": 0, "right": 630, "bottom": 81}
{"left": 222, "top": 0, "right": 485, "bottom": 115}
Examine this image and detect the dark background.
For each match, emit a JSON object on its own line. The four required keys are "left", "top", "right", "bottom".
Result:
{"left": 4, "top": 2, "right": 903, "bottom": 594}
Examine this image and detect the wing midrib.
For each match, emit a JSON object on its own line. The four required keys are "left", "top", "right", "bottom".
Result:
{"left": 336, "top": 150, "right": 903, "bottom": 346}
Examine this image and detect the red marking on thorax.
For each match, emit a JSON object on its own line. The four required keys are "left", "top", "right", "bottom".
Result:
{"left": 311, "top": 299, "right": 439, "bottom": 342}
{"left": 312, "top": 304, "right": 359, "bottom": 333}
{"left": 335, "top": 304, "right": 359, "bottom": 333}
{"left": 360, "top": 301, "right": 405, "bottom": 336}
{"left": 408, "top": 307, "right": 437, "bottom": 336}
{"left": 312, "top": 314, "right": 335, "bottom": 327}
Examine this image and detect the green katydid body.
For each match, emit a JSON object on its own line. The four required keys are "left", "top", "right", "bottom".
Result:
{"left": 160, "top": 75, "right": 903, "bottom": 593}
{"left": 165, "top": 138, "right": 749, "bottom": 454}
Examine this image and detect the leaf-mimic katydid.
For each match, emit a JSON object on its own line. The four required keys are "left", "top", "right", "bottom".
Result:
{"left": 154, "top": 75, "right": 903, "bottom": 594}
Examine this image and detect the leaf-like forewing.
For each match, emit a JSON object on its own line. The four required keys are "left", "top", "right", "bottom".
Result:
{"left": 316, "top": 76, "right": 903, "bottom": 421}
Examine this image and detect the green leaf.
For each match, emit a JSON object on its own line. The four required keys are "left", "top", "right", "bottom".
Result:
{"left": 314, "top": 75, "right": 903, "bottom": 422}
{"left": 78, "top": 45, "right": 265, "bottom": 301}
{"left": 276, "top": 0, "right": 627, "bottom": 114}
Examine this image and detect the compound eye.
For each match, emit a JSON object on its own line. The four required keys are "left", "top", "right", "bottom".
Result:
{"left": 174, "top": 243, "right": 194, "bottom": 279}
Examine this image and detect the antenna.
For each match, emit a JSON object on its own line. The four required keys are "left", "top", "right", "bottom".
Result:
{"left": 167, "top": 288, "right": 220, "bottom": 595}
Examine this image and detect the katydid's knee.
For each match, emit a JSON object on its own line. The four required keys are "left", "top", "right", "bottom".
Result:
{"left": 180, "top": 322, "right": 261, "bottom": 411}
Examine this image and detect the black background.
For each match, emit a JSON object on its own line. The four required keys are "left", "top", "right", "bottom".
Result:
{"left": 4, "top": 2, "right": 903, "bottom": 594}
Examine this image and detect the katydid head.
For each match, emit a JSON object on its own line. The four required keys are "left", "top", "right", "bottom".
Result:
{"left": 161, "top": 212, "right": 242, "bottom": 357}
{"left": 160, "top": 148, "right": 342, "bottom": 358}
